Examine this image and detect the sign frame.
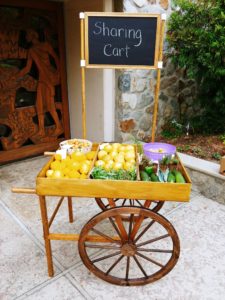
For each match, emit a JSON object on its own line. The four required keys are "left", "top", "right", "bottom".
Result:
{"left": 84, "top": 12, "right": 161, "bottom": 69}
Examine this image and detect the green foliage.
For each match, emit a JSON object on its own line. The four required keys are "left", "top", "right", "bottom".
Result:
{"left": 167, "top": 0, "right": 225, "bottom": 134}
{"left": 212, "top": 152, "right": 222, "bottom": 160}
{"left": 161, "top": 119, "right": 183, "bottom": 139}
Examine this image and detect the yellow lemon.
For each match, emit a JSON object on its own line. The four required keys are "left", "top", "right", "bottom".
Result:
{"left": 103, "top": 144, "right": 113, "bottom": 153}
{"left": 123, "top": 161, "right": 135, "bottom": 171}
{"left": 54, "top": 153, "right": 62, "bottom": 161}
{"left": 102, "top": 154, "right": 111, "bottom": 162}
{"left": 112, "top": 142, "right": 120, "bottom": 149}
{"left": 62, "top": 167, "right": 70, "bottom": 176}
{"left": 97, "top": 150, "right": 107, "bottom": 160}
{"left": 84, "top": 159, "right": 91, "bottom": 166}
{"left": 113, "top": 162, "right": 123, "bottom": 170}
{"left": 52, "top": 170, "right": 64, "bottom": 178}
{"left": 118, "top": 145, "right": 126, "bottom": 152}
{"left": 68, "top": 170, "right": 80, "bottom": 179}
{"left": 124, "top": 151, "right": 135, "bottom": 161}
{"left": 69, "top": 160, "right": 80, "bottom": 171}
{"left": 125, "top": 145, "right": 135, "bottom": 152}
{"left": 95, "top": 160, "right": 105, "bottom": 168}
{"left": 71, "top": 151, "right": 86, "bottom": 162}
{"left": 46, "top": 169, "right": 54, "bottom": 178}
{"left": 109, "top": 150, "right": 118, "bottom": 160}
{"left": 79, "top": 163, "right": 90, "bottom": 175}
{"left": 80, "top": 173, "right": 87, "bottom": 179}
{"left": 50, "top": 160, "right": 61, "bottom": 171}
{"left": 104, "top": 160, "right": 114, "bottom": 171}
{"left": 114, "top": 154, "right": 125, "bottom": 163}
{"left": 86, "top": 151, "right": 96, "bottom": 160}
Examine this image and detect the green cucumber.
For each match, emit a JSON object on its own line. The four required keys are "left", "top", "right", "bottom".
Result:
{"left": 173, "top": 170, "right": 186, "bottom": 183}
{"left": 144, "top": 166, "right": 154, "bottom": 176}
{"left": 150, "top": 173, "right": 160, "bottom": 182}
{"left": 140, "top": 171, "right": 150, "bottom": 181}
{"left": 167, "top": 171, "right": 176, "bottom": 183}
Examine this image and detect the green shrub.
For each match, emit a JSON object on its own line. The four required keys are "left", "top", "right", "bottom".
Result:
{"left": 167, "top": 0, "right": 225, "bottom": 134}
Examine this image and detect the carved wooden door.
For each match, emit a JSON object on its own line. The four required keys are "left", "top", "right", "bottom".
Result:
{"left": 0, "top": 0, "right": 70, "bottom": 164}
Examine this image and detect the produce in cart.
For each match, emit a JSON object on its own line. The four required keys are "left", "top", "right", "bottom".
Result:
{"left": 90, "top": 143, "right": 138, "bottom": 180}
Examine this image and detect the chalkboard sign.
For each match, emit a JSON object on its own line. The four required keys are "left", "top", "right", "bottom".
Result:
{"left": 84, "top": 12, "right": 161, "bottom": 69}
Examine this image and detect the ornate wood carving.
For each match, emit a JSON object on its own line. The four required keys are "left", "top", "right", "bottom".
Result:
{"left": 0, "top": 0, "right": 70, "bottom": 163}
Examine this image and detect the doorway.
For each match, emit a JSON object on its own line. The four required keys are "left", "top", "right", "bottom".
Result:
{"left": 64, "top": 0, "right": 115, "bottom": 142}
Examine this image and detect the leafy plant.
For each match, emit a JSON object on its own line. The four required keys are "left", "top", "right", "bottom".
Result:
{"left": 161, "top": 119, "right": 184, "bottom": 139}
{"left": 167, "top": 0, "right": 225, "bottom": 134}
{"left": 212, "top": 152, "right": 222, "bottom": 160}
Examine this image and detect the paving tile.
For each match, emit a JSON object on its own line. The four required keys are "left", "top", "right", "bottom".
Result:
{"left": 68, "top": 195, "right": 225, "bottom": 300}
{"left": 16, "top": 275, "right": 85, "bottom": 300}
{"left": 0, "top": 205, "right": 60, "bottom": 300}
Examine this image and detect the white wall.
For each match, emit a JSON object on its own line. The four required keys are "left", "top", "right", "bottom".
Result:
{"left": 64, "top": 0, "right": 104, "bottom": 142}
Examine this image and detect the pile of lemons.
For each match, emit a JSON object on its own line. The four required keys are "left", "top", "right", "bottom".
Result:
{"left": 46, "top": 150, "right": 96, "bottom": 179}
{"left": 95, "top": 143, "right": 136, "bottom": 171}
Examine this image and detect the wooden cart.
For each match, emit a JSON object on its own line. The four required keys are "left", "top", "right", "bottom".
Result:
{"left": 13, "top": 144, "right": 191, "bottom": 286}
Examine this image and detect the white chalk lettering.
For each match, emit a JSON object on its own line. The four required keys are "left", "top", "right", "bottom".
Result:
{"left": 103, "top": 44, "right": 130, "bottom": 58}
{"left": 93, "top": 22, "right": 142, "bottom": 47}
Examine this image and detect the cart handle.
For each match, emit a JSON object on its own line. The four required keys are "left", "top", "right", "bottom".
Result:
{"left": 44, "top": 151, "right": 55, "bottom": 156}
{"left": 11, "top": 187, "right": 36, "bottom": 194}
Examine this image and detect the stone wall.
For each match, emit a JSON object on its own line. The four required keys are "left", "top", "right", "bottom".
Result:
{"left": 115, "top": 0, "right": 197, "bottom": 142}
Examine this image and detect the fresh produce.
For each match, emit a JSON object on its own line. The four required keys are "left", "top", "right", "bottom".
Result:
{"left": 167, "top": 171, "right": 176, "bottom": 183}
{"left": 150, "top": 173, "right": 160, "bottom": 182}
{"left": 46, "top": 150, "right": 96, "bottom": 179}
{"left": 94, "top": 143, "right": 136, "bottom": 172}
{"left": 172, "top": 170, "right": 186, "bottom": 183}
{"left": 140, "top": 171, "right": 150, "bottom": 181}
{"left": 91, "top": 167, "right": 136, "bottom": 181}
{"left": 144, "top": 166, "right": 154, "bottom": 176}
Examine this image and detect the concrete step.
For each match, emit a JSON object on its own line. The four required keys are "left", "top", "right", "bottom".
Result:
{"left": 178, "top": 152, "right": 225, "bottom": 205}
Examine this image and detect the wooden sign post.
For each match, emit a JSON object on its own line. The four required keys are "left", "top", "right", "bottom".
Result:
{"left": 80, "top": 12, "right": 166, "bottom": 141}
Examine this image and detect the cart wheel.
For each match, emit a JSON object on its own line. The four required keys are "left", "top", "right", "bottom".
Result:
{"left": 95, "top": 198, "right": 164, "bottom": 214}
{"left": 78, "top": 207, "right": 180, "bottom": 286}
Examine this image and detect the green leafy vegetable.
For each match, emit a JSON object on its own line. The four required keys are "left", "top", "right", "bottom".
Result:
{"left": 91, "top": 167, "right": 137, "bottom": 181}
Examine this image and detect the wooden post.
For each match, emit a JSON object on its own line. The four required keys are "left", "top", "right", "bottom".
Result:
{"left": 39, "top": 195, "right": 54, "bottom": 277}
{"left": 80, "top": 13, "right": 87, "bottom": 139}
{"left": 151, "top": 18, "right": 166, "bottom": 142}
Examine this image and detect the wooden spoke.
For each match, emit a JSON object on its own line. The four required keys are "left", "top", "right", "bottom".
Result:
{"left": 78, "top": 207, "right": 180, "bottom": 286}
{"left": 134, "top": 220, "right": 155, "bottom": 243}
{"left": 135, "top": 200, "right": 144, "bottom": 207}
{"left": 136, "top": 252, "right": 164, "bottom": 268}
{"left": 91, "top": 228, "right": 121, "bottom": 244}
{"left": 125, "top": 256, "right": 130, "bottom": 281}
{"left": 106, "top": 255, "right": 124, "bottom": 275}
{"left": 136, "top": 234, "right": 170, "bottom": 247}
{"left": 137, "top": 248, "right": 173, "bottom": 253}
{"left": 128, "top": 214, "right": 134, "bottom": 241}
{"left": 121, "top": 199, "right": 127, "bottom": 206}
{"left": 92, "top": 251, "right": 121, "bottom": 263}
{"left": 85, "top": 244, "right": 121, "bottom": 250}
{"left": 109, "top": 217, "right": 123, "bottom": 240}
{"left": 133, "top": 255, "right": 148, "bottom": 278}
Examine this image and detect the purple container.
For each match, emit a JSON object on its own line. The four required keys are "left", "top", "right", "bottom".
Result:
{"left": 143, "top": 142, "right": 176, "bottom": 162}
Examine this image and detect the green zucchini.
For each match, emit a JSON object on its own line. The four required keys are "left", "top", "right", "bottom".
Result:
{"left": 150, "top": 173, "right": 159, "bottom": 182}
{"left": 144, "top": 166, "right": 154, "bottom": 176}
{"left": 140, "top": 171, "right": 150, "bottom": 181}
{"left": 167, "top": 171, "right": 176, "bottom": 183}
{"left": 173, "top": 170, "right": 186, "bottom": 183}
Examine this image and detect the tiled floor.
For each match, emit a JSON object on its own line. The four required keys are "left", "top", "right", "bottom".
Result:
{"left": 1, "top": 156, "right": 225, "bottom": 300}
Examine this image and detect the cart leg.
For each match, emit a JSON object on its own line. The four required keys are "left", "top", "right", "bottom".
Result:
{"left": 39, "top": 195, "right": 54, "bottom": 277}
{"left": 67, "top": 196, "right": 74, "bottom": 223}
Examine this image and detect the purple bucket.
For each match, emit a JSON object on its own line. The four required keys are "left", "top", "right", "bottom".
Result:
{"left": 143, "top": 142, "right": 176, "bottom": 162}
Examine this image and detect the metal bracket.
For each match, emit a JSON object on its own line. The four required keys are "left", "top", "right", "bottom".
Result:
{"left": 161, "top": 13, "right": 167, "bottom": 21}
{"left": 79, "top": 12, "right": 85, "bottom": 19}
{"left": 158, "top": 61, "right": 163, "bottom": 69}
{"left": 80, "top": 60, "right": 86, "bottom": 67}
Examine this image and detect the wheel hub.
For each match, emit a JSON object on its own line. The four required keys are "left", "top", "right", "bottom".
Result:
{"left": 121, "top": 243, "right": 137, "bottom": 256}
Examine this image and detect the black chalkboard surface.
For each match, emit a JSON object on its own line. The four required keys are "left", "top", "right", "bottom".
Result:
{"left": 85, "top": 13, "right": 160, "bottom": 69}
